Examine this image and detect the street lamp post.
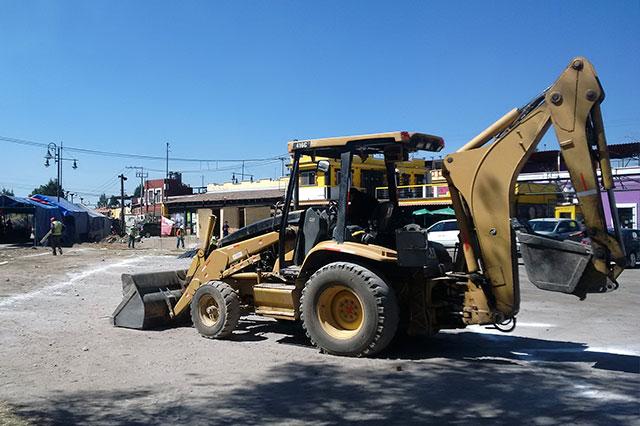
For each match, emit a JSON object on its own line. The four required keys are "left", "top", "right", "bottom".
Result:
{"left": 44, "top": 141, "right": 79, "bottom": 202}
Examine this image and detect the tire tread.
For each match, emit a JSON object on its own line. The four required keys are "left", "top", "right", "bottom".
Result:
{"left": 300, "top": 261, "right": 399, "bottom": 357}
{"left": 191, "top": 281, "right": 240, "bottom": 339}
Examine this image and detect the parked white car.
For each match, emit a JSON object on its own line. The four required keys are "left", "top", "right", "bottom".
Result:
{"left": 427, "top": 219, "right": 459, "bottom": 248}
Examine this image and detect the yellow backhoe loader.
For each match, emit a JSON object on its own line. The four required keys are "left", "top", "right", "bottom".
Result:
{"left": 112, "top": 57, "right": 626, "bottom": 357}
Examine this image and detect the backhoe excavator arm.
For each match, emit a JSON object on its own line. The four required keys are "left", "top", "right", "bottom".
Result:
{"left": 443, "top": 57, "right": 625, "bottom": 325}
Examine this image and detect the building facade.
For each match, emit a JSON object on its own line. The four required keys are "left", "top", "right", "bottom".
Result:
{"left": 134, "top": 172, "right": 193, "bottom": 218}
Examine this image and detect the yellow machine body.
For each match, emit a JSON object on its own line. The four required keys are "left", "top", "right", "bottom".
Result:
{"left": 112, "top": 57, "right": 625, "bottom": 357}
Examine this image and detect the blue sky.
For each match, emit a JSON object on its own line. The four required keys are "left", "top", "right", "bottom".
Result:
{"left": 0, "top": 1, "right": 638, "bottom": 202}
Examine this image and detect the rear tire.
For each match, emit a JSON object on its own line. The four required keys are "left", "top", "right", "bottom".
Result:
{"left": 301, "top": 262, "right": 399, "bottom": 357}
{"left": 191, "top": 281, "right": 240, "bottom": 339}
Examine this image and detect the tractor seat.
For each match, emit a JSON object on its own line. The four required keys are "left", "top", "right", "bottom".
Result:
{"left": 294, "top": 208, "right": 329, "bottom": 265}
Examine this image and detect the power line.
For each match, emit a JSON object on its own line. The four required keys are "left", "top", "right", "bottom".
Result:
{"left": 0, "top": 135, "right": 288, "bottom": 163}
{"left": 0, "top": 179, "right": 121, "bottom": 198}
{"left": 89, "top": 168, "right": 126, "bottom": 193}
{"left": 144, "top": 158, "right": 284, "bottom": 174}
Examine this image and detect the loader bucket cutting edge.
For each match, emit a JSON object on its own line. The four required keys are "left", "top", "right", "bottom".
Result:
{"left": 518, "top": 232, "right": 610, "bottom": 299}
{"left": 112, "top": 270, "right": 187, "bottom": 329}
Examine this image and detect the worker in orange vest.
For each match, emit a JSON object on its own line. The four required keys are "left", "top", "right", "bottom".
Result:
{"left": 176, "top": 225, "right": 185, "bottom": 249}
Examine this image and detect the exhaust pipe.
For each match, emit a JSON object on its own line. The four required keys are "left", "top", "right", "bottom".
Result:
{"left": 112, "top": 270, "right": 187, "bottom": 329}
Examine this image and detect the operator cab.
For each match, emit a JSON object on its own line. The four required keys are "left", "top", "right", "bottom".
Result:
{"left": 280, "top": 131, "right": 445, "bottom": 270}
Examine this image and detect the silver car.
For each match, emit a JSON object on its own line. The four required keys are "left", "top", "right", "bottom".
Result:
{"left": 528, "top": 218, "right": 584, "bottom": 241}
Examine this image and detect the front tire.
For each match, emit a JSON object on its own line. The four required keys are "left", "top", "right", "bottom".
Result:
{"left": 191, "top": 281, "right": 240, "bottom": 339}
{"left": 301, "top": 262, "right": 399, "bottom": 357}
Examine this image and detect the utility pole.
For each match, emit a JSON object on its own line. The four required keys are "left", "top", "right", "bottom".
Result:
{"left": 58, "top": 141, "right": 62, "bottom": 201}
{"left": 118, "top": 174, "right": 128, "bottom": 235}
{"left": 126, "top": 166, "right": 148, "bottom": 213}
{"left": 138, "top": 169, "right": 148, "bottom": 213}
{"left": 166, "top": 142, "right": 170, "bottom": 179}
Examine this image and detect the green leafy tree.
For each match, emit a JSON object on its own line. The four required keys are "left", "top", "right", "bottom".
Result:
{"left": 133, "top": 184, "right": 143, "bottom": 198}
{"left": 1, "top": 187, "right": 14, "bottom": 196}
{"left": 97, "top": 193, "right": 108, "bottom": 208}
{"left": 108, "top": 196, "right": 120, "bottom": 207}
{"left": 32, "top": 179, "right": 64, "bottom": 197}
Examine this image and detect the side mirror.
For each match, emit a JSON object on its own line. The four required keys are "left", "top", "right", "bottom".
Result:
{"left": 316, "top": 160, "right": 330, "bottom": 173}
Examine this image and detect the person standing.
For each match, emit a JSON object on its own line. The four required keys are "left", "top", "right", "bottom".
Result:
{"left": 49, "top": 217, "right": 63, "bottom": 256}
{"left": 128, "top": 223, "right": 138, "bottom": 249}
{"left": 176, "top": 225, "right": 185, "bottom": 249}
{"left": 223, "top": 221, "right": 230, "bottom": 237}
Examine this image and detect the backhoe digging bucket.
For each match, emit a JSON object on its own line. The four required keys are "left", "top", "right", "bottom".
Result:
{"left": 518, "top": 232, "right": 612, "bottom": 299}
{"left": 112, "top": 270, "right": 187, "bottom": 329}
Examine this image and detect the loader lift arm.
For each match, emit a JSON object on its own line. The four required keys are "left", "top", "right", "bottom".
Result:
{"left": 443, "top": 57, "right": 626, "bottom": 325}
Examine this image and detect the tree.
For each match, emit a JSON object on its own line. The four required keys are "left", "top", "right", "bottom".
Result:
{"left": 133, "top": 184, "right": 143, "bottom": 198}
{"left": 108, "top": 196, "right": 120, "bottom": 207}
{"left": 32, "top": 179, "right": 64, "bottom": 197}
{"left": 97, "top": 193, "right": 108, "bottom": 208}
{"left": 1, "top": 187, "right": 14, "bottom": 196}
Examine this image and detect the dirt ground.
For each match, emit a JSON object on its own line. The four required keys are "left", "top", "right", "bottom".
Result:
{"left": 0, "top": 244, "right": 638, "bottom": 425}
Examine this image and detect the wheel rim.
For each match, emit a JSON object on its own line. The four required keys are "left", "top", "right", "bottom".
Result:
{"left": 316, "top": 284, "right": 364, "bottom": 339}
{"left": 198, "top": 294, "right": 220, "bottom": 327}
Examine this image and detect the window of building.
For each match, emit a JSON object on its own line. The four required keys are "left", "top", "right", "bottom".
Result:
{"left": 617, "top": 204, "right": 638, "bottom": 229}
{"left": 299, "top": 171, "right": 317, "bottom": 187}
{"left": 239, "top": 207, "right": 245, "bottom": 229}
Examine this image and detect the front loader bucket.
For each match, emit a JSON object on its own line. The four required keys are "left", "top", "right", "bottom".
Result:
{"left": 112, "top": 270, "right": 187, "bottom": 329}
{"left": 518, "top": 232, "right": 612, "bottom": 299}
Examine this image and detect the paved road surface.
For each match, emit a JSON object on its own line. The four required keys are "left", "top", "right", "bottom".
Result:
{"left": 0, "top": 247, "right": 638, "bottom": 425}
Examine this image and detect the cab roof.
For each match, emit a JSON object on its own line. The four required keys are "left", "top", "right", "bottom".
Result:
{"left": 287, "top": 131, "right": 444, "bottom": 158}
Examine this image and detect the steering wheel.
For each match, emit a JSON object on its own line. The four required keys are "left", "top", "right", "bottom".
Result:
{"left": 273, "top": 200, "right": 296, "bottom": 216}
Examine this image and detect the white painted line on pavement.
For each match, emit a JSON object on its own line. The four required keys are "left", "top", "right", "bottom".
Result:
{"left": 0, "top": 256, "right": 150, "bottom": 308}
{"left": 514, "top": 347, "right": 640, "bottom": 357}
{"left": 23, "top": 252, "right": 51, "bottom": 258}
{"left": 515, "top": 322, "right": 556, "bottom": 328}
{"left": 468, "top": 321, "right": 556, "bottom": 334}
{"left": 585, "top": 346, "right": 640, "bottom": 356}
{"left": 574, "top": 384, "right": 637, "bottom": 402}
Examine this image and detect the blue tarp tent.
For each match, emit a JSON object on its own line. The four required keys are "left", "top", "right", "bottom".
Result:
{"left": 0, "top": 195, "right": 62, "bottom": 242}
{"left": 31, "top": 195, "right": 89, "bottom": 243}
{"left": 30, "top": 195, "right": 112, "bottom": 242}
{"left": 76, "top": 203, "right": 111, "bottom": 241}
